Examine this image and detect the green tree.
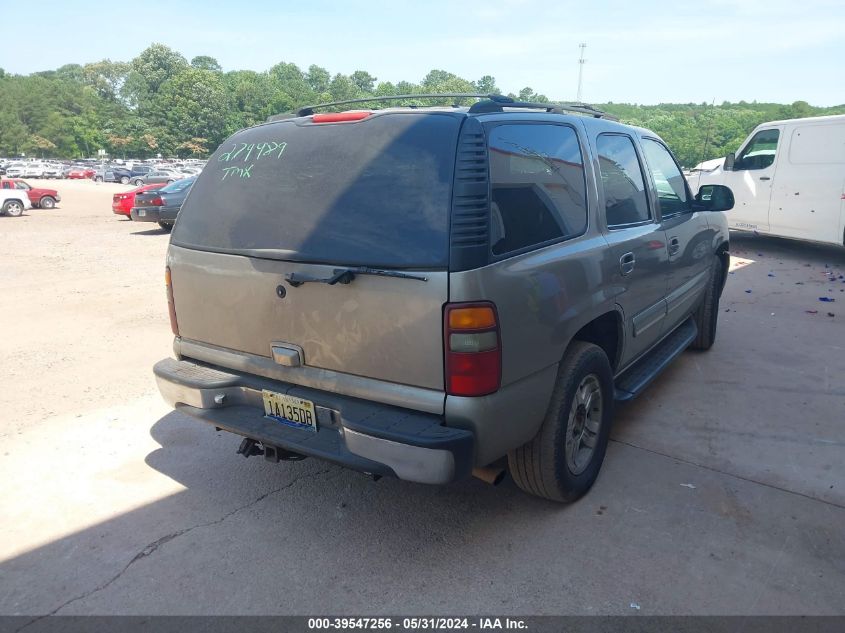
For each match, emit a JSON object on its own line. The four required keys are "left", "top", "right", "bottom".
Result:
{"left": 350, "top": 70, "right": 377, "bottom": 93}
{"left": 123, "top": 43, "right": 188, "bottom": 108}
{"left": 191, "top": 56, "right": 222, "bottom": 72}
{"left": 475, "top": 75, "right": 499, "bottom": 95}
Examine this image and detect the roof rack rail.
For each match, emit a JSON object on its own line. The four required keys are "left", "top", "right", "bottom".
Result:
{"left": 295, "top": 93, "right": 501, "bottom": 117}
{"left": 468, "top": 97, "right": 618, "bottom": 120}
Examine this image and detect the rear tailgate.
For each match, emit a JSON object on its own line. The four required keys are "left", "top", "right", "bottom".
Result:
{"left": 168, "top": 111, "right": 463, "bottom": 401}
{"left": 169, "top": 245, "right": 448, "bottom": 391}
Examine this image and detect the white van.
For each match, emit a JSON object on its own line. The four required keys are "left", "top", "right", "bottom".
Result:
{"left": 690, "top": 114, "right": 845, "bottom": 247}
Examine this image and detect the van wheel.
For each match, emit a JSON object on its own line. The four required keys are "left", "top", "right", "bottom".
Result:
{"left": 690, "top": 258, "right": 722, "bottom": 351}
{"left": 508, "top": 342, "right": 614, "bottom": 502}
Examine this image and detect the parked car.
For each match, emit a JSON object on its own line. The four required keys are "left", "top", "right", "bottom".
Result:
{"left": 42, "top": 164, "right": 64, "bottom": 179}
{"left": 22, "top": 163, "right": 47, "bottom": 178}
{"left": 66, "top": 166, "right": 96, "bottom": 179}
{"left": 112, "top": 182, "right": 165, "bottom": 218}
{"left": 152, "top": 95, "right": 735, "bottom": 502}
{"left": 130, "top": 176, "right": 195, "bottom": 230}
{"left": 5, "top": 164, "right": 26, "bottom": 178}
{"left": 94, "top": 166, "right": 132, "bottom": 184}
{"left": 690, "top": 114, "right": 845, "bottom": 247}
{"left": 0, "top": 187, "right": 33, "bottom": 217}
{"left": 0, "top": 179, "right": 61, "bottom": 208}
{"left": 135, "top": 169, "right": 182, "bottom": 186}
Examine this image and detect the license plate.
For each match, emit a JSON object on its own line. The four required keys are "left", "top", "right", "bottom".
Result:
{"left": 137, "top": 209, "right": 146, "bottom": 217}
{"left": 262, "top": 390, "right": 317, "bottom": 431}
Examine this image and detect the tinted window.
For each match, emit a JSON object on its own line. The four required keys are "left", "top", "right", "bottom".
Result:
{"left": 488, "top": 124, "right": 587, "bottom": 256}
{"left": 735, "top": 129, "right": 779, "bottom": 170}
{"left": 596, "top": 134, "right": 650, "bottom": 227}
{"left": 172, "top": 113, "right": 460, "bottom": 268}
{"left": 641, "top": 139, "right": 690, "bottom": 216}
{"left": 161, "top": 177, "right": 195, "bottom": 193}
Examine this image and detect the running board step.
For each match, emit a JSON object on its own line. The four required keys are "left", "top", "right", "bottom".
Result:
{"left": 614, "top": 317, "right": 697, "bottom": 402}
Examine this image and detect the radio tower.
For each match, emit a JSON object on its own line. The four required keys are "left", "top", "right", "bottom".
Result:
{"left": 576, "top": 43, "right": 587, "bottom": 103}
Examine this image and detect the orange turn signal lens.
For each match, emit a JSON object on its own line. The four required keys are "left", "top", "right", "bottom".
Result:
{"left": 448, "top": 306, "right": 496, "bottom": 330}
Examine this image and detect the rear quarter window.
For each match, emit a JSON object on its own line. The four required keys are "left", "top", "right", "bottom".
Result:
{"left": 487, "top": 123, "right": 587, "bottom": 257}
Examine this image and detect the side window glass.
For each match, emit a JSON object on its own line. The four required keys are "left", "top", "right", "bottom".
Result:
{"left": 596, "top": 134, "right": 651, "bottom": 228}
{"left": 1, "top": 182, "right": 10, "bottom": 189}
{"left": 488, "top": 124, "right": 587, "bottom": 256}
{"left": 642, "top": 138, "right": 690, "bottom": 216}
{"left": 735, "top": 129, "right": 779, "bottom": 170}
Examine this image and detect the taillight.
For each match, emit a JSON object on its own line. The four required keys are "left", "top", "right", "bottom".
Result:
{"left": 165, "top": 267, "right": 179, "bottom": 336}
{"left": 150, "top": 196, "right": 164, "bottom": 206}
{"left": 444, "top": 302, "right": 501, "bottom": 397}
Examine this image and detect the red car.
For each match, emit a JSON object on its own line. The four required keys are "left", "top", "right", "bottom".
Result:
{"left": 113, "top": 183, "right": 166, "bottom": 217}
{"left": 0, "top": 179, "right": 61, "bottom": 208}
{"left": 66, "top": 167, "right": 96, "bottom": 179}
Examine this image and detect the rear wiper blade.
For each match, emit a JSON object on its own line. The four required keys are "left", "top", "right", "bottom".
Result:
{"left": 285, "top": 267, "right": 428, "bottom": 288}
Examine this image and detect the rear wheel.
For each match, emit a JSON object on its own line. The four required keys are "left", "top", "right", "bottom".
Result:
{"left": 691, "top": 258, "right": 723, "bottom": 351}
{"left": 3, "top": 200, "right": 24, "bottom": 217}
{"left": 158, "top": 220, "right": 173, "bottom": 232}
{"left": 120, "top": 175, "right": 130, "bottom": 184}
{"left": 39, "top": 196, "right": 56, "bottom": 209}
{"left": 508, "top": 341, "right": 614, "bottom": 502}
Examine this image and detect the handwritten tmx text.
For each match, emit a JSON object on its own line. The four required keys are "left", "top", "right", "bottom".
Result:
{"left": 218, "top": 141, "right": 287, "bottom": 180}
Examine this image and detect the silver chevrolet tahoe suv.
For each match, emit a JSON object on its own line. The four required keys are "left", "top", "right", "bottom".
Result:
{"left": 153, "top": 94, "right": 735, "bottom": 502}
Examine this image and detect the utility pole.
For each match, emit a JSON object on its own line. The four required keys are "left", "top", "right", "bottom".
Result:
{"left": 576, "top": 43, "right": 587, "bottom": 103}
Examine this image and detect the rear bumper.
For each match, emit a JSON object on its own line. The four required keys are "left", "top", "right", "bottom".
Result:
{"left": 153, "top": 358, "right": 474, "bottom": 485}
{"left": 132, "top": 205, "right": 179, "bottom": 222}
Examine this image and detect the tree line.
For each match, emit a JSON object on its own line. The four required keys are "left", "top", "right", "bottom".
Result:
{"left": 1, "top": 43, "right": 843, "bottom": 167}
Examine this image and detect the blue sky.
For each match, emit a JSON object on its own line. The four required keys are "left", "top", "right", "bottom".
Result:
{"left": 4, "top": 0, "right": 844, "bottom": 106}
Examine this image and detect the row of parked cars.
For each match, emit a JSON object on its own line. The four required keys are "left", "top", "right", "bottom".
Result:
{"left": 0, "top": 159, "right": 206, "bottom": 186}
{"left": 95, "top": 163, "right": 204, "bottom": 186}
{"left": 111, "top": 176, "right": 196, "bottom": 231}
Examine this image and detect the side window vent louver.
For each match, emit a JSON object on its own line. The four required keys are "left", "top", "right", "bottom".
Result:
{"left": 450, "top": 120, "right": 490, "bottom": 271}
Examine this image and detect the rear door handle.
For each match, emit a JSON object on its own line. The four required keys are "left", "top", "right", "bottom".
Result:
{"left": 759, "top": 176, "right": 771, "bottom": 181}
{"left": 620, "top": 252, "right": 636, "bottom": 276}
{"left": 668, "top": 236, "right": 680, "bottom": 255}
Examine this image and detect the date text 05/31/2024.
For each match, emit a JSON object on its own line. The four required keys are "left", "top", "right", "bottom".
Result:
{"left": 307, "top": 617, "right": 528, "bottom": 630}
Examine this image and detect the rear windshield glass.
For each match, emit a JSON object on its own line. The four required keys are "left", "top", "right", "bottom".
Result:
{"left": 161, "top": 177, "right": 195, "bottom": 193}
{"left": 172, "top": 112, "right": 461, "bottom": 268}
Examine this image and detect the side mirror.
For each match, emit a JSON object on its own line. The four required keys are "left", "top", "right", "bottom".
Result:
{"left": 723, "top": 153, "right": 735, "bottom": 172}
{"left": 694, "top": 184, "right": 734, "bottom": 212}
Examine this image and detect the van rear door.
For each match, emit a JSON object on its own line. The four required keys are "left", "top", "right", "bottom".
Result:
{"left": 168, "top": 112, "right": 463, "bottom": 401}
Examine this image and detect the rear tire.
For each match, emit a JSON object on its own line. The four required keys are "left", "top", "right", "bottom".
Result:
{"left": 690, "top": 258, "right": 722, "bottom": 351}
{"left": 2, "top": 200, "right": 24, "bottom": 217}
{"left": 120, "top": 176, "right": 130, "bottom": 185}
{"left": 158, "top": 220, "right": 173, "bottom": 232}
{"left": 508, "top": 341, "right": 614, "bottom": 502}
{"left": 39, "top": 196, "right": 56, "bottom": 209}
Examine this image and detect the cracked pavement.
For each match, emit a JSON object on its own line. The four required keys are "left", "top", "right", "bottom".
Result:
{"left": 1, "top": 181, "right": 844, "bottom": 615}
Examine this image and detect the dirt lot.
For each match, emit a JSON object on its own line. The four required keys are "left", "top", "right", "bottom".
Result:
{"left": 1, "top": 179, "right": 844, "bottom": 617}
